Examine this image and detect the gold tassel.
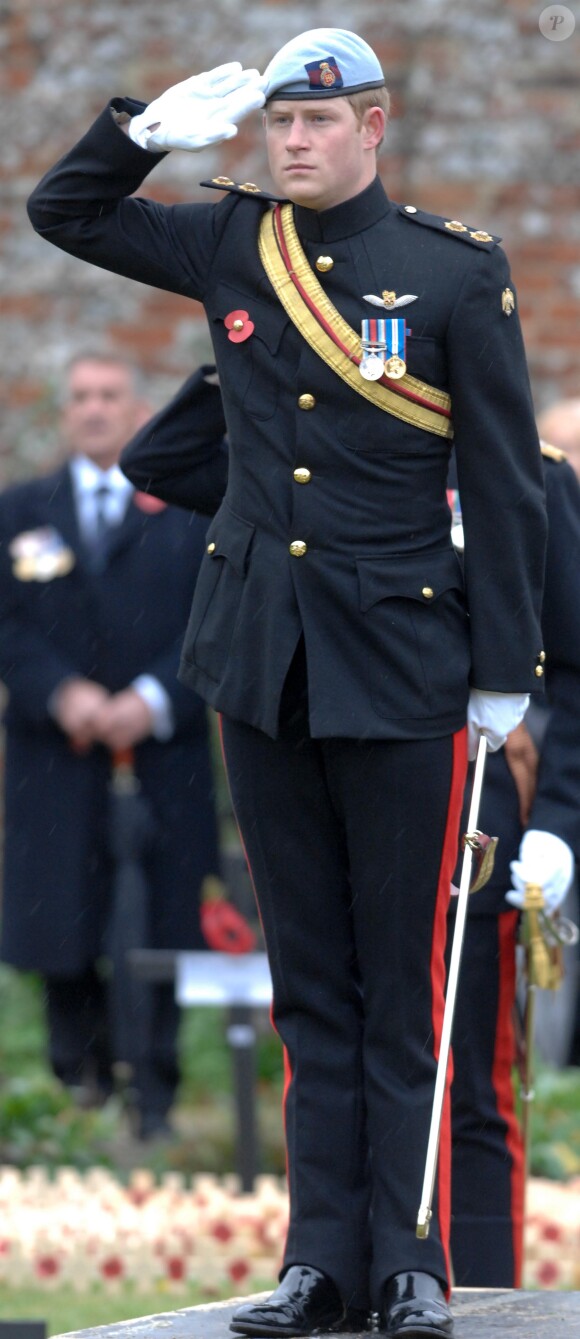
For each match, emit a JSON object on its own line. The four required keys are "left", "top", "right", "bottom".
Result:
{"left": 522, "top": 883, "right": 563, "bottom": 990}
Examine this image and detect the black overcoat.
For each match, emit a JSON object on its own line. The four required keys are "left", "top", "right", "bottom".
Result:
{"left": 0, "top": 465, "right": 218, "bottom": 975}
{"left": 27, "top": 102, "right": 547, "bottom": 742}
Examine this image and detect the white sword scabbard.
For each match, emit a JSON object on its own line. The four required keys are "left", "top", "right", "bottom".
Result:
{"left": 416, "top": 733, "right": 488, "bottom": 1238}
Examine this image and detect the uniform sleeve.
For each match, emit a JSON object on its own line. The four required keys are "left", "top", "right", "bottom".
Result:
{"left": 27, "top": 101, "right": 225, "bottom": 302}
{"left": 131, "top": 514, "right": 211, "bottom": 734}
{"left": 528, "top": 461, "right": 580, "bottom": 855}
{"left": 120, "top": 366, "right": 228, "bottom": 513}
{"left": 447, "top": 245, "right": 547, "bottom": 691}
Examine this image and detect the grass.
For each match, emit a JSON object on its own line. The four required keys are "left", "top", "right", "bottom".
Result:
{"left": 2, "top": 963, "right": 580, "bottom": 1181}
{"left": 0, "top": 1283, "right": 242, "bottom": 1336}
{"left": 0, "top": 961, "right": 286, "bottom": 1176}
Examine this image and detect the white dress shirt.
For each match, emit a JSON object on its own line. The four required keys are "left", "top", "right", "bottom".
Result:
{"left": 61, "top": 456, "right": 174, "bottom": 740}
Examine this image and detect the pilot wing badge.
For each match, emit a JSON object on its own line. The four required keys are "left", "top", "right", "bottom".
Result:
{"left": 363, "top": 292, "right": 418, "bottom": 311}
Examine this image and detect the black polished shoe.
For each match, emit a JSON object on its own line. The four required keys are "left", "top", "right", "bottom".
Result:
{"left": 230, "top": 1264, "right": 368, "bottom": 1336}
{"left": 379, "top": 1272, "right": 453, "bottom": 1337}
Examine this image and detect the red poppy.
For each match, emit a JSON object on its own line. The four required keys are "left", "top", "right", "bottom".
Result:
{"left": 133, "top": 491, "right": 167, "bottom": 514}
{"left": 101, "top": 1255, "right": 124, "bottom": 1278}
{"left": 167, "top": 1255, "right": 187, "bottom": 1280}
{"left": 36, "top": 1254, "right": 60, "bottom": 1277}
{"left": 201, "top": 898, "right": 257, "bottom": 953}
{"left": 537, "top": 1260, "right": 560, "bottom": 1286}
{"left": 224, "top": 310, "right": 255, "bottom": 343}
{"left": 200, "top": 875, "right": 257, "bottom": 953}
{"left": 229, "top": 1258, "right": 251, "bottom": 1282}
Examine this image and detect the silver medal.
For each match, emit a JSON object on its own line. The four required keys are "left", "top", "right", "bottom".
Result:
{"left": 360, "top": 351, "right": 385, "bottom": 381}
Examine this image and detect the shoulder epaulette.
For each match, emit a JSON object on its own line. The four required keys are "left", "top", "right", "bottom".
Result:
{"left": 200, "top": 177, "right": 284, "bottom": 203}
{"left": 540, "top": 440, "right": 568, "bottom": 463}
{"left": 394, "top": 201, "right": 501, "bottom": 249}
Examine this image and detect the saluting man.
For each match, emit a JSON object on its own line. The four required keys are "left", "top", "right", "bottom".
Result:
{"left": 28, "top": 29, "right": 547, "bottom": 1337}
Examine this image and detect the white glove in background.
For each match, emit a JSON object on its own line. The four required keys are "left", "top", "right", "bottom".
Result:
{"left": 466, "top": 689, "right": 530, "bottom": 761}
{"left": 506, "top": 828, "right": 575, "bottom": 915}
{"left": 128, "top": 63, "right": 266, "bottom": 152}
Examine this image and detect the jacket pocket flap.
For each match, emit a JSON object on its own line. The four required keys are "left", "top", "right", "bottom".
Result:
{"left": 205, "top": 510, "right": 255, "bottom": 577}
{"left": 212, "top": 283, "right": 286, "bottom": 354}
{"left": 357, "top": 549, "right": 463, "bottom": 612}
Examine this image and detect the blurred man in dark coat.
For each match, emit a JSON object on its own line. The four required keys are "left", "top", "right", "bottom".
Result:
{"left": 0, "top": 352, "right": 221, "bottom": 1138}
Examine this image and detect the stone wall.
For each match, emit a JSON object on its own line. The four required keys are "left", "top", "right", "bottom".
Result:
{"left": 1, "top": 0, "right": 579, "bottom": 481}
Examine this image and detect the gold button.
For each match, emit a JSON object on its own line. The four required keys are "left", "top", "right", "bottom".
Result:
{"left": 535, "top": 665, "right": 544, "bottom": 678}
{"left": 445, "top": 219, "right": 468, "bottom": 233}
{"left": 298, "top": 393, "right": 316, "bottom": 410}
{"left": 539, "top": 651, "right": 546, "bottom": 663}
{"left": 293, "top": 467, "right": 312, "bottom": 484}
{"left": 232, "top": 319, "right": 244, "bottom": 331}
{"left": 316, "top": 255, "right": 334, "bottom": 272}
{"left": 207, "top": 542, "right": 216, "bottom": 554}
{"left": 404, "top": 205, "right": 417, "bottom": 213}
{"left": 422, "top": 586, "right": 434, "bottom": 599}
{"left": 289, "top": 540, "right": 307, "bottom": 558}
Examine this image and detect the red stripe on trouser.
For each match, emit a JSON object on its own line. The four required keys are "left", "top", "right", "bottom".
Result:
{"left": 493, "top": 909, "right": 525, "bottom": 1286}
{"left": 431, "top": 725, "right": 468, "bottom": 1296}
{"left": 217, "top": 713, "right": 292, "bottom": 1196}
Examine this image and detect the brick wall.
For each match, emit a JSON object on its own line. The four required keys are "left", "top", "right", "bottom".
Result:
{"left": 1, "top": 0, "right": 579, "bottom": 481}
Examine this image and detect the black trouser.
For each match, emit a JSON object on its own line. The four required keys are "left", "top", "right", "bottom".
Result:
{"left": 449, "top": 910, "right": 524, "bottom": 1287}
{"left": 45, "top": 968, "right": 179, "bottom": 1119}
{"left": 45, "top": 964, "right": 112, "bottom": 1093}
{"left": 220, "top": 664, "right": 467, "bottom": 1308}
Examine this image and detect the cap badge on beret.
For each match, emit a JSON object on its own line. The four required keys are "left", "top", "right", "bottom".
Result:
{"left": 264, "top": 28, "right": 385, "bottom": 102}
{"left": 305, "top": 58, "right": 343, "bottom": 91}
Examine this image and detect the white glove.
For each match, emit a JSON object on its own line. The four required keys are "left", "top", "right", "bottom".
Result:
{"left": 466, "top": 689, "right": 530, "bottom": 761}
{"left": 128, "top": 62, "right": 266, "bottom": 153}
{"left": 506, "top": 829, "right": 575, "bottom": 914}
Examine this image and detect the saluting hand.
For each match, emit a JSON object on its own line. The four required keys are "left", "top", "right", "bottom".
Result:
{"left": 128, "top": 63, "right": 266, "bottom": 153}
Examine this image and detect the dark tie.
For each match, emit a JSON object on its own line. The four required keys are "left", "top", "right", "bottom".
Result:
{"left": 85, "top": 484, "right": 112, "bottom": 571}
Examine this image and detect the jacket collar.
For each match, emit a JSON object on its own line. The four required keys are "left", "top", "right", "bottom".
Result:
{"left": 293, "top": 175, "right": 391, "bottom": 243}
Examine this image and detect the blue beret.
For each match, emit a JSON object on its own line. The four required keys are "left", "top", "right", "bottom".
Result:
{"left": 264, "top": 28, "right": 385, "bottom": 102}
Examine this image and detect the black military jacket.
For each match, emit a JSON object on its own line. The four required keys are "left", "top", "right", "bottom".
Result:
{"left": 28, "top": 102, "right": 547, "bottom": 739}
{"left": 521, "top": 451, "right": 580, "bottom": 852}
{"left": 449, "top": 447, "right": 580, "bottom": 910}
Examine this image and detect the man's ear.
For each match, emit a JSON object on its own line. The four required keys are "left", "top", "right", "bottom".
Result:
{"left": 361, "top": 106, "right": 386, "bottom": 150}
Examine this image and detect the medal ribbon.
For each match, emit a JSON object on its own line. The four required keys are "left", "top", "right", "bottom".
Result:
{"left": 386, "top": 318, "right": 407, "bottom": 362}
{"left": 259, "top": 204, "right": 453, "bottom": 438}
{"left": 361, "top": 318, "right": 388, "bottom": 348}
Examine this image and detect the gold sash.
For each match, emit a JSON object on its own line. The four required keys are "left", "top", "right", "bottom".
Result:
{"left": 258, "top": 203, "right": 453, "bottom": 440}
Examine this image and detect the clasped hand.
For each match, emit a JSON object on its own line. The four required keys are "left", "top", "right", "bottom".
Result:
{"left": 53, "top": 679, "right": 153, "bottom": 752}
{"left": 128, "top": 62, "right": 267, "bottom": 152}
